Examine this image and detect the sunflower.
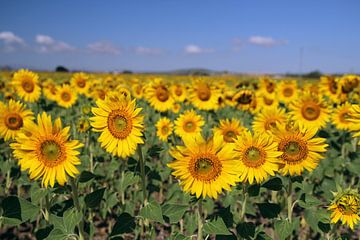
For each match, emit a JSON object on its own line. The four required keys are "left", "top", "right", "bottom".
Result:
{"left": 332, "top": 102, "right": 353, "bottom": 130}
{"left": 145, "top": 79, "right": 174, "bottom": 112}
{"left": 256, "top": 94, "right": 279, "bottom": 109}
{"left": 272, "top": 125, "right": 328, "bottom": 176}
{"left": 189, "top": 81, "right": 221, "bottom": 111}
{"left": 171, "top": 84, "right": 187, "bottom": 102}
{"left": 77, "top": 118, "right": 90, "bottom": 133}
{"left": 12, "top": 69, "right": 41, "bottom": 102}
{"left": 258, "top": 77, "right": 277, "bottom": 96}
{"left": 10, "top": 112, "right": 83, "bottom": 188}
{"left": 172, "top": 103, "right": 182, "bottom": 114}
{"left": 348, "top": 105, "right": 360, "bottom": 141}
{"left": 42, "top": 79, "right": 58, "bottom": 101}
{"left": 56, "top": 84, "right": 78, "bottom": 108}
{"left": 252, "top": 107, "right": 287, "bottom": 135}
{"left": 71, "top": 72, "right": 90, "bottom": 95}
{"left": 0, "top": 100, "right": 34, "bottom": 141}
{"left": 156, "top": 117, "right": 174, "bottom": 142}
{"left": 233, "top": 131, "right": 282, "bottom": 184}
{"left": 132, "top": 83, "right": 144, "bottom": 99}
{"left": 320, "top": 76, "right": 339, "bottom": 103}
{"left": 233, "top": 89, "right": 257, "bottom": 112}
{"left": 90, "top": 96, "right": 144, "bottom": 158}
{"left": 213, "top": 119, "right": 245, "bottom": 143}
{"left": 168, "top": 135, "right": 241, "bottom": 199}
{"left": 337, "top": 75, "right": 360, "bottom": 102}
{"left": 174, "top": 110, "right": 204, "bottom": 140}
{"left": 328, "top": 189, "right": 360, "bottom": 230}
{"left": 289, "top": 92, "right": 331, "bottom": 131}
{"left": 277, "top": 80, "right": 298, "bottom": 104}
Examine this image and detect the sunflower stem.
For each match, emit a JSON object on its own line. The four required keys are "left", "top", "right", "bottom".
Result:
{"left": 287, "top": 177, "right": 293, "bottom": 223}
{"left": 137, "top": 145, "right": 147, "bottom": 204}
{"left": 240, "top": 185, "right": 248, "bottom": 221}
{"left": 44, "top": 193, "right": 51, "bottom": 223}
{"left": 5, "top": 169, "right": 11, "bottom": 196}
{"left": 197, "top": 199, "right": 204, "bottom": 240}
{"left": 69, "top": 177, "right": 86, "bottom": 240}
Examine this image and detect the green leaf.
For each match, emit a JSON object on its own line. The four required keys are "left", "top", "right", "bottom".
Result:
{"left": 1, "top": 196, "right": 40, "bottom": 223}
{"left": 30, "top": 184, "right": 47, "bottom": 204}
{"left": 236, "top": 222, "right": 255, "bottom": 239}
{"left": 139, "top": 201, "right": 164, "bottom": 223}
{"left": 84, "top": 188, "right": 106, "bottom": 209}
{"left": 274, "top": 219, "right": 293, "bottom": 240}
{"left": 110, "top": 212, "right": 136, "bottom": 237}
{"left": 44, "top": 228, "right": 68, "bottom": 240}
{"left": 170, "top": 232, "right": 192, "bottom": 240}
{"left": 63, "top": 209, "right": 82, "bottom": 234}
{"left": 257, "top": 202, "right": 281, "bottom": 219}
{"left": 162, "top": 204, "right": 188, "bottom": 224}
{"left": 203, "top": 217, "right": 231, "bottom": 236}
{"left": 247, "top": 184, "right": 260, "bottom": 197}
{"left": 78, "top": 171, "right": 97, "bottom": 183}
{"left": 262, "top": 177, "right": 283, "bottom": 191}
{"left": 318, "top": 222, "right": 331, "bottom": 233}
{"left": 119, "top": 172, "right": 140, "bottom": 192}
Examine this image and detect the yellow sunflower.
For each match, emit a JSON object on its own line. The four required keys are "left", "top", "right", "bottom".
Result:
{"left": 337, "top": 75, "right": 360, "bottom": 102}
{"left": 12, "top": 69, "right": 41, "bottom": 102}
{"left": 56, "top": 84, "right": 78, "bottom": 108}
{"left": 233, "top": 89, "right": 257, "bottom": 112}
{"left": 328, "top": 189, "right": 360, "bottom": 230}
{"left": 156, "top": 117, "right": 174, "bottom": 142}
{"left": 213, "top": 119, "right": 245, "bottom": 143}
{"left": 256, "top": 93, "right": 279, "bottom": 109}
{"left": 168, "top": 135, "right": 241, "bottom": 199}
{"left": 272, "top": 125, "right": 328, "bottom": 176}
{"left": 90, "top": 97, "right": 144, "bottom": 158}
{"left": 10, "top": 112, "right": 83, "bottom": 188}
{"left": 42, "top": 79, "right": 58, "bottom": 101}
{"left": 189, "top": 81, "right": 220, "bottom": 110}
{"left": 174, "top": 110, "right": 204, "bottom": 140}
{"left": 233, "top": 131, "right": 282, "bottom": 184}
{"left": 132, "top": 83, "right": 144, "bottom": 99}
{"left": 277, "top": 80, "right": 298, "bottom": 104}
{"left": 348, "top": 105, "right": 360, "bottom": 141}
{"left": 0, "top": 100, "right": 34, "bottom": 141}
{"left": 71, "top": 72, "right": 90, "bottom": 95}
{"left": 77, "top": 118, "right": 90, "bottom": 133}
{"left": 320, "top": 75, "right": 339, "bottom": 103}
{"left": 252, "top": 107, "right": 287, "bottom": 135}
{"left": 172, "top": 103, "right": 182, "bottom": 114}
{"left": 258, "top": 77, "right": 277, "bottom": 96}
{"left": 171, "top": 84, "right": 187, "bottom": 102}
{"left": 145, "top": 79, "right": 174, "bottom": 112}
{"left": 289, "top": 92, "right": 331, "bottom": 131}
{"left": 331, "top": 102, "right": 352, "bottom": 130}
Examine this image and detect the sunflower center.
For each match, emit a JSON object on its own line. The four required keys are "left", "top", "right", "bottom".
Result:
{"left": 337, "top": 194, "right": 360, "bottom": 215}
{"left": 41, "top": 141, "right": 61, "bottom": 161}
{"left": 266, "top": 82, "right": 275, "bottom": 93}
{"left": 224, "top": 130, "right": 237, "bottom": 143}
{"left": 161, "top": 126, "right": 169, "bottom": 135}
{"left": 339, "top": 112, "right": 351, "bottom": 123}
{"left": 175, "top": 86, "right": 183, "bottom": 96}
{"left": 285, "top": 141, "right": 300, "bottom": 155}
{"left": 197, "top": 85, "right": 211, "bottom": 101}
{"left": 243, "top": 147, "right": 265, "bottom": 167}
{"left": 301, "top": 102, "right": 320, "bottom": 120}
{"left": 236, "top": 92, "right": 252, "bottom": 104}
{"left": 183, "top": 121, "right": 196, "bottom": 132}
{"left": 108, "top": 110, "right": 132, "bottom": 139}
{"left": 156, "top": 86, "right": 170, "bottom": 102}
{"left": 265, "top": 119, "right": 277, "bottom": 130}
{"left": 5, "top": 113, "right": 23, "bottom": 130}
{"left": 280, "top": 139, "right": 308, "bottom": 164}
{"left": 22, "top": 79, "right": 35, "bottom": 93}
{"left": 328, "top": 79, "right": 338, "bottom": 94}
{"left": 61, "top": 92, "right": 71, "bottom": 102}
{"left": 263, "top": 96, "right": 274, "bottom": 105}
{"left": 77, "top": 79, "right": 86, "bottom": 88}
{"left": 283, "top": 87, "right": 294, "bottom": 97}
{"left": 189, "top": 154, "right": 222, "bottom": 181}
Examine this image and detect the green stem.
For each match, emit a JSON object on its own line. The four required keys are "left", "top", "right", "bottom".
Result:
{"left": 69, "top": 178, "right": 86, "bottom": 240}
{"left": 5, "top": 169, "right": 11, "bottom": 196}
{"left": 287, "top": 177, "right": 293, "bottom": 223}
{"left": 137, "top": 145, "right": 147, "bottom": 204}
{"left": 44, "top": 193, "right": 51, "bottom": 223}
{"left": 240, "top": 186, "right": 248, "bottom": 221}
{"left": 197, "top": 199, "right": 203, "bottom": 240}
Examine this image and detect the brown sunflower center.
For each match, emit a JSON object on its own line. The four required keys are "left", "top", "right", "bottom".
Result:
{"left": 189, "top": 154, "right": 222, "bottom": 181}
{"left": 280, "top": 139, "right": 308, "bottom": 164}
{"left": 183, "top": 121, "right": 196, "bottom": 132}
{"left": 77, "top": 79, "right": 86, "bottom": 88}
{"left": 283, "top": 87, "right": 294, "bottom": 97}
{"left": 301, "top": 102, "right": 321, "bottom": 120}
{"left": 161, "top": 126, "right": 170, "bottom": 135}
{"left": 266, "top": 82, "right": 275, "bottom": 93}
{"left": 236, "top": 92, "right": 253, "bottom": 104}
{"left": 265, "top": 119, "right": 278, "bottom": 130}
{"left": 22, "top": 79, "right": 35, "bottom": 93}
{"left": 5, "top": 113, "right": 23, "bottom": 130}
{"left": 175, "top": 86, "right": 183, "bottom": 96}
{"left": 156, "top": 86, "right": 170, "bottom": 102}
{"left": 337, "top": 195, "right": 360, "bottom": 215}
{"left": 41, "top": 141, "right": 61, "bottom": 161}
{"left": 339, "top": 112, "right": 351, "bottom": 123}
{"left": 197, "top": 84, "right": 211, "bottom": 101}
{"left": 223, "top": 130, "right": 237, "bottom": 143}
{"left": 243, "top": 147, "right": 266, "bottom": 167}
{"left": 107, "top": 110, "right": 132, "bottom": 139}
{"left": 61, "top": 92, "right": 72, "bottom": 102}
{"left": 263, "top": 96, "right": 274, "bottom": 105}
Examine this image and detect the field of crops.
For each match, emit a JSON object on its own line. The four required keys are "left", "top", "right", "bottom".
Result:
{"left": 0, "top": 70, "right": 360, "bottom": 239}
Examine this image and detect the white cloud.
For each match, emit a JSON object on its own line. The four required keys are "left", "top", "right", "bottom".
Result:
{"left": 0, "top": 31, "right": 25, "bottom": 45}
{"left": 35, "top": 34, "right": 75, "bottom": 53}
{"left": 87, "top": 41, "right": 121, "bottom": 55}
{"left": 134, "top": 46, "right": 163, "bottom": 55}
{"left": 248, "top": 36, "right": 287, "bottom": 47}
{"left": 184, "top": 44, "right": 214, "bottom": 54}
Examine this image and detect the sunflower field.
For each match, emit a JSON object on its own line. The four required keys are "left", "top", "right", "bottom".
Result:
{"left": 1, "top": 70, "right": 360, "bottom": 240}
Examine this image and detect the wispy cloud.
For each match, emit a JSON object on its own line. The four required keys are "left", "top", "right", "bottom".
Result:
{"left": 35, "top": 34, "right": 75, "bottom": 53}
{"left": 0, "top": 31, "right": 26, "bottom": 52}
{"left": 248, "top": 36, "right": 287, "bottom": 47}
{"left": 134, "top": 46, "right": 163, "bottom": 55}
{"left": 87, "top": 41, "right": 121, "bottom": 55}
{"left": 184, "top": 44, "right": 214, "bottom": 54}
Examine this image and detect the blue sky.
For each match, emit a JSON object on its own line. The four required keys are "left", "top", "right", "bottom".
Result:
{"left": 0, "top": 0, "right": 359, "bottom": 73}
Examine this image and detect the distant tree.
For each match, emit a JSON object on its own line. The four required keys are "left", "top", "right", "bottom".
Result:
{"left": 122, "top": 70, "right": 133, "bottom": 74}
{"left": 55, "top": 66, "right": 69, "bottom": 72}
{"left": 304, "top": 70, "right": 322, "bottom": 79}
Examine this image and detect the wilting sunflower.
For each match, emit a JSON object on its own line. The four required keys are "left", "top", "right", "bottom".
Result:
{"left": 320, "top": 76, "right": 339, "bottom": 103}
{"left": 145, "top": 79, "right": 174, "bottom": 112}
{"left": 332, "top": 102, "right": 352, "bottom": 130}
{"left": 10, "top": 112, "right": 83, "bottom": 188}
{"left": 90, "top": 96, "right": 144, "bottom": 158}
{"left": 272, "top": 125, "right": 328, "bottom": 176}
{"left": 233, "top": 131, "right": 282, "bottom": 184}
{"left": 171, "top": 84, "right": 187, "bottom": 102}
{"left": 289, "top": 92, "right": 331, "bottom": 131}
{"left": 168, "top": 135, "right": 241, "bottom": 199}
{"left": 277, "top": 80, "right": 298, "bottom": 104}
{"left": 233, "top": 89, "right": 257, "bottom": 112}
{"left": 0, "top": 100, "right": 34, "bottom": 141}
{"left": 252, "top": 107, "right": 287, "bottom": 135}
{"left": 213, "top": 119, "right": 245, "bottom": 143}
{"left": 174, "top": 110, "right": 204, "bottom": 140}
{"left": 12, "top": 69, "right": 41, "bottom": 102}
{"left": 56, "top": 84, "right": 78, "bottom": 108}
{"left": 156, "top": 117, "right": 174, "bottom": 142}
{"left": 189, "top": 81, "right": 220, "bottom": 110}
{"left": 71, "top": 72, "right": 90, "bottom": 95}
{"left": 328, "top": 189, "right": 360, "bottom": 230}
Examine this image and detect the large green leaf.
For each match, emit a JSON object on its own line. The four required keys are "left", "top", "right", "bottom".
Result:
{"left": 203, "top": 217, "right": 231, "bottom": 236}
{"left": 84, "top": 188, "right": 106, "bottom": 209}
{"left": 110, "top": 212, "right": 136, "bottom": 237}
{"left": 1, "top": 196, "right": 40, "bottom": 223}
{"left": 162, "top": 204, "right": 188, "bottom": 224}
{"left": 257, "top": 202, "right": 281, "bottom": 219}
{"left": 139, "top": 201, "right": 164, "bottom": 223}
{"left": 274, "top": 219, "right": 293, "bottom": 240}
